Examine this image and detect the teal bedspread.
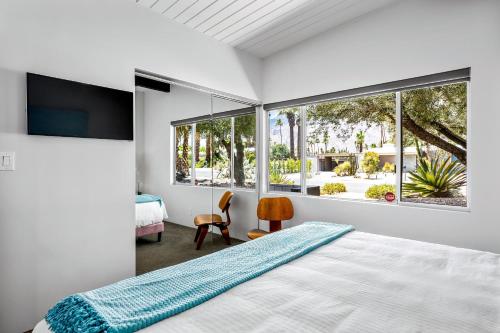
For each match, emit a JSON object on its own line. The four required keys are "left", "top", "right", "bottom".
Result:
{"left": 46, "top": 222, "right": 354, "bottom": 333}
{"left": 135, "top": 194, "right": 163, "bottom": 206}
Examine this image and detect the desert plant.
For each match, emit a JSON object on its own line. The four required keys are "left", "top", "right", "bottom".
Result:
{"left": 365, "top": 184, "right": 396, "bottom": 199}
{"left": 362, "top": 151, "right": 380, "bottom": 178}
{"left": 382, "top": 162, "right": 395, "bottom": 174}
{"left": 402, "top": 140, "right": 467, "bottom": 198}
{"left": 334, "top": 161, "right": 352, "bottom": 176}
{"left": 321, "top": 182, "right": 347, "bottom": 195}
{"left": 402, "top": 153, "right": 466, "bottom": 198}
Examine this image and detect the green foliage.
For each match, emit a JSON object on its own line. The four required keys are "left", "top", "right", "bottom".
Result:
{"left": 402, "top": 142, "right": 466, "bottom": 198}
{"left": 365, "top": 184, "right": 396, "bottom": 199}
{"left": 306, "top": 160, "right": 312, "bottom": 173}
{"left": 334, "top": 161, "right": 353, "bottom": 176}
{"left": 270, "top": 144, "right": 290, "bottom": 160}
{"left": 362, "top": 151, "right": 380, "bottom": 178}
{"left": 321, "top": 183, "right": 347, "bottom": 195}
{"left": 269, "top": 159, "right": 301, "bottom": 174}
{"left": 269, "top": 170, "right": 294, "bottom": 185}
{"left": 383, "top": 162, "right": 395, "bottom": 173}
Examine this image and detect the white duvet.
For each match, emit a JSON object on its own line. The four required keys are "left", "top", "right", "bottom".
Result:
{"left": 135, "top": 201, "right": 168, "bottom": 228}
{"left": 34, "top": 231, "right": 500, "bottom": 333}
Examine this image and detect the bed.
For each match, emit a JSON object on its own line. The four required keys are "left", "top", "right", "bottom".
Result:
{"left": 135, "top": 194, "right": 168, "bottom": 242}
{"left": 34, "top": 225, "right": 500, "bottom": 333}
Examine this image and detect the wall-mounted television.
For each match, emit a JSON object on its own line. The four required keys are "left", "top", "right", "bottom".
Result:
{"left": 27, "top": 73, "right": 133, "bottom": 140}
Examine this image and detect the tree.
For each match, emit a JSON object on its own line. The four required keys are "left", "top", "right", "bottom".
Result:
{"left": 270, "top": 144, "right": 290, "bottom": 160}
{"left": 362, "top": 151, "right": 379, "bottom": 179}
{"left": 307, "top": 83, "right": 467, "bottom": 165}
{"left": 322, "top": 130, "right": 329, "bottom": 153}
{"left": 355, "top": 130, "right": 365, "bottom": 153}
{"left": 276, "top": 118, "right": 283, "bottom": 144}
{"left": 279, "top": 108, "right": 299, "bottom": 159}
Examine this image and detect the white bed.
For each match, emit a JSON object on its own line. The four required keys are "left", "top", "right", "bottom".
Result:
{"left": 135, "top": 201, "right": 168, "bottom": 228}
{"left": 34, "top": 231, "right": 500, "bottom": 333}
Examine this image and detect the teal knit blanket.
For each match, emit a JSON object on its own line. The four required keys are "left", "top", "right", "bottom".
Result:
{"left": 46, "top": 222, "right": 354, "bottom": 333}
{"left": 135, "top": 194, "right": 163, "bottom": 206}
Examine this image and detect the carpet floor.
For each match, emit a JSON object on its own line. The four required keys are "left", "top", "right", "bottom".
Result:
{"left": 136, "top": 222, "right": 244, "bottom": 275}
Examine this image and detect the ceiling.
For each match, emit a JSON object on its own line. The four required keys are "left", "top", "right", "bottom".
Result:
{"left": 135, "top": 0, "right": 400, "bottom": 58}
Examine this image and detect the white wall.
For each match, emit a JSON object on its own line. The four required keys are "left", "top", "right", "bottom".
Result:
{"left": 262, "top": 0, "right": 500, "bottom": 253}
{"left": 0, "top": 0, "right": 261, "bottom": 332}
{"left": 141, "top": 86, "right": 260, "bottom": 242}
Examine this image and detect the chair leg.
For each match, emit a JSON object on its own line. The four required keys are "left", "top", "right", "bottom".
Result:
{"left": 196, "top": 225, "right": 209, "bottom": 250}
{"left": 157, "top": 232, "right": 162, "bottom": 242}
{"left": 219, "top": 226, "right": 231, "bottom": 245}
{"left": 194, "top": 226, "right": 201, "bottom": 242}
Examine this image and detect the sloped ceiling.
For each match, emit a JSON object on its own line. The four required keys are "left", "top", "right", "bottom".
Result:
{"left": 135, "top": 0, "right": 401, "bottom": 58}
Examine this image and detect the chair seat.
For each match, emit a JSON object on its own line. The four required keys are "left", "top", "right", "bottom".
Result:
{"left": 194, "top": 214, "right": 223, "bottom": 226}
{"left": 247, "top": 229, "right": 269, "bottom": 240}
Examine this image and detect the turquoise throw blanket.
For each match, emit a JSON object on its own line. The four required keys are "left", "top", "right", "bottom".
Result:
{"left": 135, "top": 194, "right": 163, "bottom": 207}
{"left": 46, "top": 222, "right": 353, "bottom": 333}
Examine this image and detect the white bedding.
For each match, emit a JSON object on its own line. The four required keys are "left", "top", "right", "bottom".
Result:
{"left": 34, "top": 231, "right": 500, "bottom": 333}
{"left": 135, "top": 201, "right": 168, "bottom": 228}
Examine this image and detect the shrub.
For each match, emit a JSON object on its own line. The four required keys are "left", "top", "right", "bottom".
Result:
{"left": 383, "top": 162, "right": 395, "bottom": 174}
{"left": 402, "top": 157, "right": 466, "bottom": 198}
{"left": 321, "top": 183, "right": 347, "bottom": 195}
{"left": 333, "top": 161, "right": 352, "bottom": 176}
{"left": 269, "top": 170, "right": 293, "bottom": 185}
{"left": 270, "top": 144, "right": 290, "bottom": 160}
{"left": 365, "top": 184, "right": 396, "bottom": 199}
{"left": 362, "top": 151, "right": 380, "bottom": 178}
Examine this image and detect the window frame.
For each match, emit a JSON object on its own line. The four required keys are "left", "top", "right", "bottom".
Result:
{"left": 172, "top": 111, "right": 258, "bottom": 192}
{"left": 263, "top": 70, "right": 471, "bottom": 212}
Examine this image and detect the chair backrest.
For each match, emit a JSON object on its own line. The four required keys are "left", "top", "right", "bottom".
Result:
{"left": 257, "top": 197, "right": 294, "bottom": 222}
{"left": 218, "top": 191, "right": 234, "bottom": 212}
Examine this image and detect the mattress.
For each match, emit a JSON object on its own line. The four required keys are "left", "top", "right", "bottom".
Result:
{"left": 34, "top": 231, "right": 500, "bottom": 333}
{"left": 135, "top": 201, "right": 168, "bottom": 228}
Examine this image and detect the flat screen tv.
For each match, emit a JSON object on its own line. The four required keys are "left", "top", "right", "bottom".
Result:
{"left": 27, "top": 73, "right": 133, "bottom": 140}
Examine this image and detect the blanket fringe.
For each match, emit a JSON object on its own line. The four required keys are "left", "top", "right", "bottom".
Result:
{"left": 46, "top": 294, "right": 109, "bottom": 333}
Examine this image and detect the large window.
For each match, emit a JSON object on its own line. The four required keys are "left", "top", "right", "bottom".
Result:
{"left": 266, "top": 71, "right": 469, "bottom": 209}
{"left": 174, "top": 112, "right": 256, "bottom": 190}
{"left": 401, "top": 82, "right": 467, "bottom": 207}
{"left": 305, "top": 93, "right": 396, "bottom": 201}
{"left": 268, "top": 108, "right": 302, "bottom": 193}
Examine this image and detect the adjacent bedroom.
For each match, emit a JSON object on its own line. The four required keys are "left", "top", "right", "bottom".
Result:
{"left": 0, "top": 0, "right": 499, "bottom": 333}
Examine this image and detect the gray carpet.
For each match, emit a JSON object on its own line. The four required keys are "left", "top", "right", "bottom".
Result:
{"left": 136, "top": 222, "right": 244, "bottom": 275}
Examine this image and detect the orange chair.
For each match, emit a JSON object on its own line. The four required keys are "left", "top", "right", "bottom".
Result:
{"left": 247, "top": 197, "right": 294, "bottom": 240}
{"left": 194, "top": 191, "right": 234, "bottom": 250}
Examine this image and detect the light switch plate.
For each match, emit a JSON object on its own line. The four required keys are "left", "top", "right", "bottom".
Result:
{"left": 0, "top": 152, "right": 15, "bottom": 171}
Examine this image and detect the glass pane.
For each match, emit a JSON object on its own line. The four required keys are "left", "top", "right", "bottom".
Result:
{"left": 305, "top": 93, "right": 397, "bottom": 201}
{"left": 401, "top": 82, "right": 467, "bottom": 207}
{"left": 268, "top": 108, "right": 302, "bottom": 193}
{"left": 233, "top": 113, "right": 256, "bottom": 189}
{"left": 194, "top": 120, "right": 213, "bottom": 187}
{"left": 175, "top": 124, "right": 192, "bottom": 184}
{"left": 211, "top": 117, "right": 232, "bottom": 187}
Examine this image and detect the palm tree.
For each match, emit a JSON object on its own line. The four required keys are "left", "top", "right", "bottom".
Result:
{"left": 355, "top": 130, "right": 365, "bottom": 153}
{"left": 322, "top": 130, "right": 330, "bottom": 153}
{"left": 276, "top": 118, "right": 283, "bottom": 144}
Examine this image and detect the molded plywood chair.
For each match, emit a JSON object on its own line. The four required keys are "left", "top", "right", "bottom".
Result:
{"left": 194, "top": 191, "right": 234, "bottom": 250}
{"left": 247, "top": 197, "right": 294, "bottom": 240}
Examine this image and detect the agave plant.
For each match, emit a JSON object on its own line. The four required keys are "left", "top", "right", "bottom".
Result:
{"left": 403, "top": 141, "right": 466, "bottom": 198}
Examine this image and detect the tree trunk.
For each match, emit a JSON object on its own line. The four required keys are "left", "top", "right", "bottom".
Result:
{"left": 403, "top": 115, "right": 467, "bottom": 164}
{"left": 286, "top": 112, "right": 296, "bottom": 159}
{"left": 297, "top": 121, "right": 302, "bottom": 160}
{"left": 234, "top": 137, "right": 245, "bottom": 187}
{"left": 205, "top": 134, "right": 211, "bottom": 166}
{"left": 430, "top": 121, "right": 467, "bottom": 149}
{"left": 194, "top": 130, "right": 200, "bottom": 162}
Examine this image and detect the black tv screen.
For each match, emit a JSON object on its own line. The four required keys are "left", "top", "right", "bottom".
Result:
{"left": 27, "top": 73, "right": 133, "bottom": 140}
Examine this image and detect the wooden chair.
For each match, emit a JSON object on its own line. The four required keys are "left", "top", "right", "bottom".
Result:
{"left": 194, "top": 191, "right": 234, "bottom": 250}
{"left": 247, "top": 197, "right": 294, "bottom": 240}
